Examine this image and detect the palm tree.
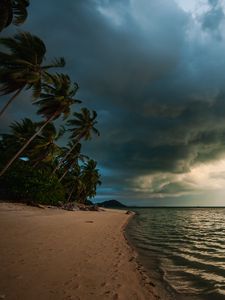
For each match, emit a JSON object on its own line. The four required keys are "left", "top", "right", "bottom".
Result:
{"left": 58, "top": 143, "right": 88, "bottom": 182}
{"left": 52, "top": 108, "right": 99, "bottom": 174}
{"left": 62, "top": 167, "right": 82, "bottom": 203}
{"left": 80, "top": 159, "right": 101, "bottom": 202}
{"left": 68, "top": 108, "right": 100, "bottom": 141}
{"left": 70, "top": 177, "right": 85, "bottom": 203}
{"left": 0, "top": 31, "right": 65, "bottom": 117}
{"left": 1, "top": 118, "right": 37, "bottom": 145}
{"left": 30, "top": 123, "right": 65, "bottom": 167}
{"left": 0, "top": 73, "right": 80, "bottom": 176}
{"left": 0, "top": 0, "right": 30, "bottom": 32}
{"left": 0, "top": 119, "right": 63, "bottom": 167}
{"left": 0, "top": 117, "right": 37, "bottom": 161}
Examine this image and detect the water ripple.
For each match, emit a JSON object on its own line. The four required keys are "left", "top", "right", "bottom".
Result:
{"left": 126, "top": 208, "right": 225, "bottom": 300}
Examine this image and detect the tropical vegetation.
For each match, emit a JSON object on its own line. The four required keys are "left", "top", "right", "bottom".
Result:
{"left": 0, "top": 32, "right": 65, "bottom": 117}
{"left": 0, "top": 0, "right": 30, "bottom": 32}
{"left": 0, "top": 2, "right": 101, "bottom": 206}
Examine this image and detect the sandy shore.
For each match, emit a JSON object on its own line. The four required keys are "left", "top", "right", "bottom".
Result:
{"left": 0, "top": 202, "right": 160, "bottom": 300}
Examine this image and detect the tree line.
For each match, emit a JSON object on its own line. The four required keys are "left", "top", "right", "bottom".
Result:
{"left": 0, "top": 0, "right": 101, "bottom": 205}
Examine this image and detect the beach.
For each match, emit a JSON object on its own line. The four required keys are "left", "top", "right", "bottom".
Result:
{"left": 0, "top": 202, "right": 159, "bottom": 300}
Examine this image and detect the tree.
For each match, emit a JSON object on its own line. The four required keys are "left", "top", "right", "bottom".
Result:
{"left": 0, "top": 118, "right": 38, "bottom": 161}
{"left": 68, "top": 108, "right": 100, "bottom": 141}
{"left": 61, "top": 159, "right": 101, "bottom": 204}
{"left": 62, "top": 166, "right": 83, "bottom": 203}
{"left": 0, "top": 32, "right": 65, "bottom": 117}
{"left": 80, "top": 159, "right": 101, "bottom": 202}
{"left": 0, "top": 160, "right": 66, "bottom": 205}
{"left": 1, "top": 117, "right": 37, "bottom": 147}
{"left": 30, "top": 123, "right": 65, "bottom": 167}
{"left": 0, "top": 0, "right": 30, "bottom": 32}
{"left": 52, "top": 108, "right": 99, "bottom": 174}
{"left": 0, "top": 119, "right": 64, "bottom": 167}
{"left": 58, "top": 142, "right": 88, "bottom": 182}
{"left": 0, "top": 73, "right": 80, "bottom": 176}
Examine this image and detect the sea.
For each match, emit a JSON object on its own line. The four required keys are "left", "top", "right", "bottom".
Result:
{"left": 125, "top": 207, "right": 225, "bottom": 300}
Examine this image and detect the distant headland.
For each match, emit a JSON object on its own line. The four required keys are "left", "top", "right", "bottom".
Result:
{"left": 97, "top": 200, "right": 127, "bottom": 208}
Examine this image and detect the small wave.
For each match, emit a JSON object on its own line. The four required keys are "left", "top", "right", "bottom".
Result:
{"left": 126, "top": 207, "right": 225, "bottom": 300}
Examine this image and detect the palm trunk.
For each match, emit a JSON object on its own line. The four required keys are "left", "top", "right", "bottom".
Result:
{"left": 59, "top": 158, "right": 79, "bottom": 182}
{"left": 0, "top": 114, "right": 56, "bottom": 177}
{"left": 0, "top": 87, "right": 24, "bottom": 117}
{"left": 67, "top": 185, "right": 75, "bottom": 202}
{"left": 59, "top": 168, "right": 69, "bottom": 182}
{"left": 32, "top": 160, "right": 40, "bottom": 168}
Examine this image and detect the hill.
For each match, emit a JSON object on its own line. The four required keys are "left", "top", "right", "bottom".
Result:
{"left": 97, "top": 200, "right": 127, "bottom": 208}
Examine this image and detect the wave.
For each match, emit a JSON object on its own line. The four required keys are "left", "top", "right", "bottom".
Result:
{"left": 126, "top": 208, "right": 225, "bottom": 300}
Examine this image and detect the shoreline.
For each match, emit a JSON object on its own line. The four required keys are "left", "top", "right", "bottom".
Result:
{"left": 124, "top": 212, "right": 174, "bottom": 300}
{"left": 122, "top": 212, "right": 162, "bottom": 299}
{"left": 0, "top": 202, "right": 160, "bottom": 300}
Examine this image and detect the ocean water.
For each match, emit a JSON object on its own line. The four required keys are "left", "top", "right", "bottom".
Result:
{"left": 126, "top": 208, "right": 225, "bottom": 300}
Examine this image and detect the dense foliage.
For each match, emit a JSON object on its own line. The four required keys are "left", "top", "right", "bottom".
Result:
{"left": 0, "top": 161, "right": 65, "bottom": 205}
{"left": 0, "top": 2, "right": 101, "bottom": 205}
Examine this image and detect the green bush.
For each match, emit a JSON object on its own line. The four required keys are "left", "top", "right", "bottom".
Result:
{"left": 0, "top": 161, "right": 66, "bottom": 205}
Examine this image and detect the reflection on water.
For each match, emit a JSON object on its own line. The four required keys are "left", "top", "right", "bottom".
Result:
{"left": 126, "top": 208, "right": 225, "bottom": 300}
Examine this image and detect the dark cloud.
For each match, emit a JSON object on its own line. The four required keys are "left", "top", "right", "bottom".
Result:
{"left": 200, "top": 0, "right": 225, "bottom": 40}
{"left": 208, "top": 0, "right": 219, "bottom": 6}
{"left": 86, "top": 97, "right": 225, "bottom": 173}
{"left": 1, "top": 0, "right": 225, "bottom": 203}
{"left": 202, "top": 6, "right": 224, "bottom": 31}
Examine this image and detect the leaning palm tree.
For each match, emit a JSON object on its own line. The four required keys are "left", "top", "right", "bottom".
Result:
{"left": 62, "top": 166, "right": 82, "bottom": 203}
{"left": 58, "top": 143, "right": 88, "bottom": 182}
{"left": 0, "top": 117, "right": 37, "bottom": 160}
{"left": 30, "top": 123, "right": 65, "bottom": 167}
{"left": 0, "top": 0, "right": 30, "bottom": 32}
{"left": 68, "top": 108, "right": 100, "bottom": 141}
{"left": 52, "top": 108, "right": 99, "bottom": 174}
{"left": 1, "top": 118, "right": 37, "bottom": 147}
{"left": 0, "top": 31, "right": 65, "bottom": 117}
{"left": 0, "top": 119, "right": 62, "bottom": 166}
{"left": 0, "top": 73, "right": 80, "bottom": 176}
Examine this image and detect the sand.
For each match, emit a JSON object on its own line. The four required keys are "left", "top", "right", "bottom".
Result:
{"left": 0, "top": 202, "right": 160, "bottom": 300}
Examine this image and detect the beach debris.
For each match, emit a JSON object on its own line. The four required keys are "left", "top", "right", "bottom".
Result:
{"left": 87, "top": 205, "right": 100, "bottom": 211}
{"left": 125, "top": 210, "right": 132, "bottom": 215}
{"left": 58, "top": 202, "right": 101, "bottom": 211}
{"left": 47, "top": 205, "right": 59, "bottom": 209}
{"left": 25, "top": 201, "right": 103, "bottom": 211}
{"left": 78, "top": 204, "right": 100, "bottom": 211}
{"left": 27, "top": 202, "right": 45, "bottom": 209}
{"left": 58, "top": 202, "right": 79, "bottom": 211}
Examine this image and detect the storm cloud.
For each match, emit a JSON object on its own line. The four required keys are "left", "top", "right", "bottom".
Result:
{"left": 1, "top": 0, "right": 225, "bottom": 204}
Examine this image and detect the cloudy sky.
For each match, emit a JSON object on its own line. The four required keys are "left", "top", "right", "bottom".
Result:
{"left": 2, "top": 0, "right": 225, "bottom": 206}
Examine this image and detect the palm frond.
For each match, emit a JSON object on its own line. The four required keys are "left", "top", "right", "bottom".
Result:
{"left": 66, "top": 107, "right": 99, "bottom": 141}
{"left": 0, "top": 0, "right": 13, "bottom": 32}
{"left": 57, "top": 125, "right": 66, "bottom": 139}
{"left": 42, "top": 57, "right": 66, "bottom": 69}
{"left": 12, "top": 0, "right": 30, "bottom": 25}
{"left": 92, "top": 127, "right": 100, "bottom": 136}
{"left": 31, "top": 79, "right": 42, "bottom": 98}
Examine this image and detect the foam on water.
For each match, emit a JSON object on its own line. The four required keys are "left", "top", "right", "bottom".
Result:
{"left": 126, "top": 208, "right": 225, "bottom": 300}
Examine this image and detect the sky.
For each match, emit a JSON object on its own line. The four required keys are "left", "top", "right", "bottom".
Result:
{"left": 1, "top": 0, "right": 225, "bottom": 206}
